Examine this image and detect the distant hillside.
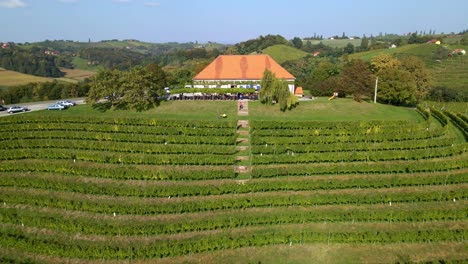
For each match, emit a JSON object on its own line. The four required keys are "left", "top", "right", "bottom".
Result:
{"left": 350, "top": 43, "right": 468, "bottom": 92}
{"left": 262, "top": 44, "right": 309, "bottom": 64}
{"left": 306, "top": 38, "right": 362, "bottom": 49}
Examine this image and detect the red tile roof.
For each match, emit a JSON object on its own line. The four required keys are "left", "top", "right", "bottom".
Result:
{"left": 193, "top": 55, "right": 295, "bottom": 80}
{"left": 294, "top": 87, "right": 303, "bottom": 95}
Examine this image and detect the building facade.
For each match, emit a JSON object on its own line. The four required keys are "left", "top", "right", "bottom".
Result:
{"left": 193, "top": 54, "right": 296, "bottom": 93}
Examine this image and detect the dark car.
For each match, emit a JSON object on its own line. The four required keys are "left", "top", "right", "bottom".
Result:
{"left": 0, "top": 105, "right": 6, "bottom": 111}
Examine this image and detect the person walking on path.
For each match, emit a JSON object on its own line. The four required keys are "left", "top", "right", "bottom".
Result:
{"left": 239, "top": 101, "right": 243, "bottom": 110}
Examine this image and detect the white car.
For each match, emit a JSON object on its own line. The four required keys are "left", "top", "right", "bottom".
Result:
{"left": 7, "top": 106, "right": 30, "bottom": 113}
{"left": 56, "top": 101, "right": 76, "bottom": 107}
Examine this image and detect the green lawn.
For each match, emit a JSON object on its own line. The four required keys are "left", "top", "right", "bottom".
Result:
{"left": 26, "top": 98, "right": 422, "bottom": 122}
{"left": 28, "top": 100, "right": 238, "bottom": 121}
{"left": 248, "top": 97, "right": 422, "bottom": 122}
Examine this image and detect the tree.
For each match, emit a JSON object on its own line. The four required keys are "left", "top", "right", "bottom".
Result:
{"left": 169, "top": 68, "right": 193, "bottom": 88}
{"left": 377, "top": 67, "right": 417, "bottom": 105}
{"left": 370, "top": 54, "right": 400, "bottom": 74}
{"left": 306, "top": 59, "right": 340, "bottom": 96}
{"left": 303, "top": 41, "right": 313, "bottom": 52}
{"left": 259, "top": 69, "right": 275, "bottom": 104}
{"left": 343, "top": 43, "right": 355, "bottom": 54}
{"left": 259, "top": 69, "right": 297, "bottom": 111}
{"left": 87, "top": 69, "right": 124, "bottom": 108}
{"left": 399, "top": 56, "right": 432, "bottom": 101}
{"left": 359, "top": 37, "right": 369, "bottom": 51}
{"left": 291, "top": 37, "right": 303, "bottom": 49}
{"left": 87, "top": 65, "right": 167, "bottom": 111}
{"left": 339, "top": 59, "right": 373, "bottom": 102}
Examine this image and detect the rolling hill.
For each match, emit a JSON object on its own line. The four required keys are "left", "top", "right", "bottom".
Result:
{"left": 0, "top": 68, "right": 53, "bottom": 87}
{"left": 262, "top": 44, "right": 310, "bottom": 64}
{"left": 350, "top": 43, "right": 468, "bottom": 92}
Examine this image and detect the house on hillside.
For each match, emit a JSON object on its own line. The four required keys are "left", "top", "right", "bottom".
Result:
{"left": 1, "top": 43, "right": 10, "bottom": 49}
{"left": 452, "top": 49, "right": 466, "bottom": 55}
{"left": 44, "top": 50, "right": 60, "bottom": 56}
{"left": 193, "top": 54, "right": 296, "bottom": 93}
{"left": 313, "top": 51, "right": 321, "bottom": 57}
{"left": 427, "top": 39, "right": 441, "bottom": 45}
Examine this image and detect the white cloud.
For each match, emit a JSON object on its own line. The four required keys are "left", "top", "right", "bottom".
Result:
{"left": 0, "top": 0, "right": 27, "bottom": 8}
{"left": 144, "top": 1, "right": 159, "bottom": 7}
{"left": 59, "top": 0, "right": 79, "bottom": 3}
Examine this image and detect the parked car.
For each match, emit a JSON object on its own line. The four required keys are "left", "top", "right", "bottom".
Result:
{"left": 7, "top": 106, "right": 30, "bottom": 113}
{"left": 0, "top": 105, "right": 6, "bottom": 111}
{"left": 56, "top": 100, "right": 76, "bottom": 107}
{"left": 47, "top": 104, "right": 66, "bottom": 110}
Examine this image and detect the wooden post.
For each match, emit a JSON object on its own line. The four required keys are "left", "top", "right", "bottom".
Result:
{"left": 374, "top": 77, "right": 378, "bottom": 103}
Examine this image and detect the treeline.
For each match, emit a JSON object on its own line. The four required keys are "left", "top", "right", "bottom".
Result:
{"left": 0, "top": 80, "right": 90, "bottom": 104}
{"left": 78, "top": 48, "right": 148, "bottom": 70}
{"left": 0, "top": 47, "right": 64, "bottom": 77}
{"left": 285, "top": 54, "right": 432, "bottom": 105}
{"left": 227, "top": 35, "right": 289, "bottom": 54}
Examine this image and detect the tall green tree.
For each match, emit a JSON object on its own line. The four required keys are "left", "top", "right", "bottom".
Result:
{"left": 87, "top": 64, "right": 167, "bottom": 111}
{"left": 343, "top": 43, "right": 355, "bottom": 54}
{"left": 259, "top": 69, "right": 275, "bottom": 104}
{"left": 291, "top": 37, "right": 303, "bottom": 49}
{"left": 359, "top": 37, "right": 369, "bottom": 51}
{"left": 87, "top": 69, "right": 124, "bottom": 108}
{"left": 377, "top": 67, "right": 417, "bottom": 105}
{"left": 306, "top": 59, "right": 340, "bottom": 96}
{"left": 121, "top": 65, "right": 166, "bottom": 111}
{"left": 259, "top": 69, "right": 298, "bottom": 111}
{"left": 339, "top": 59, "right": 373, "bottom": 102}
{"left": 399, "top": 56, "right": 432, "bottom": 101}
{"left": 370, "top": 54, "right": 401, "bottom": 74}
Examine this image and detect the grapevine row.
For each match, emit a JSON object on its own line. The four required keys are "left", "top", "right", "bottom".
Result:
{"left": 1, "top": 171, "right": 465, "bottom": 198}
{"left": 1, "top": 202, "right": 464, "bottom": 236}
{"left": 0, "top": 185, "right": 464, "bottom": 215}
{"left": 0, "top": 222, "right": 464, "bottom": 259}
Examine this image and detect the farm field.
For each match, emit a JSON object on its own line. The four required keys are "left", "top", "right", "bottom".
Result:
{"left": 0, "top": 67, "right": 53, "bottom": 87}
{"left": 0, "top": 99, "right": 466, "bottom": 263}
{"left": 0, "top": 67, "right": 94, "bottom": 88}
{"left": 59, "top": 67, "right": 96, "bottom": 81}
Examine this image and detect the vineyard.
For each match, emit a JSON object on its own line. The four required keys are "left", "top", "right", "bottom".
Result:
{"left": 0, "top": 102, "right": 467, "bottom": 263}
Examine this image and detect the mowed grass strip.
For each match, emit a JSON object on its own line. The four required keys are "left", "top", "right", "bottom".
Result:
{"left": 26, "top": 100, "right": 238, "bottom": 120}
{"left": 1, "top": 241, "right": 465, "bottom": 264}
{"left": 155, "top": 242, "right": 468, "bottom": 264}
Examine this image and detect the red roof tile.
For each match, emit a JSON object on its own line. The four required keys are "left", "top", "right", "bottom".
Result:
{"left": 193, "top": 55, "right": 295, "bottom": 80}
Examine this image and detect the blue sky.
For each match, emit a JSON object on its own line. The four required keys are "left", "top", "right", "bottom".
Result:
{"left": 1, "top": 0, "right": 467, "bottom": 44}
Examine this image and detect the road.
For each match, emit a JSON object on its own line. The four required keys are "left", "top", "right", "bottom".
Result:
{"left": 0, "top": 98, "right": 86, "bottom": 117}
